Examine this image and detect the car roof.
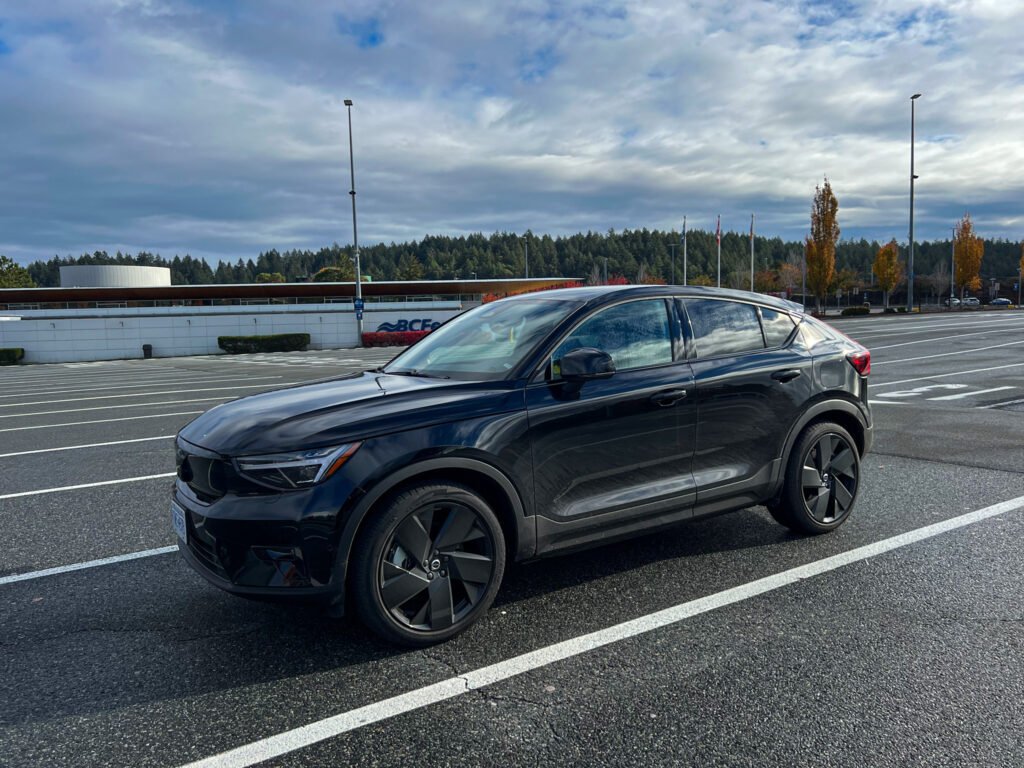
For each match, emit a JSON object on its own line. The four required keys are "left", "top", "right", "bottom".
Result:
{"left": 504, "top": 284, "right": 805, "bottom": 314}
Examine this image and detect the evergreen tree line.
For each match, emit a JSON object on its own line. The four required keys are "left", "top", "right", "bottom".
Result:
{"left": 20, "top": 230, "right": 1024, "bottom": 288}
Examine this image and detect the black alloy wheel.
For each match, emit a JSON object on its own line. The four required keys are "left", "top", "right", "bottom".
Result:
{"left": 352, "top": 482, "right": 506, "bottom": 646}
{"left": 769, "top": 421, "right": 861, "bottom": 534}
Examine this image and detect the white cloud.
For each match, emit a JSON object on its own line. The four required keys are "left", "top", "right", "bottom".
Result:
{"left": 0, "top": 0, "right": 1021, "bottom": 265}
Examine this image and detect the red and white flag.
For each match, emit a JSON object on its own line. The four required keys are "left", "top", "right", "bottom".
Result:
{"left": 716, "top": 215, "right": 721, "bottom": 246}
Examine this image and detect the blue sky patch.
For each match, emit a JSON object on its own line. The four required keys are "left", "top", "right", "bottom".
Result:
{"left": 334, "top": 14, "right": 384, "bottom": 49}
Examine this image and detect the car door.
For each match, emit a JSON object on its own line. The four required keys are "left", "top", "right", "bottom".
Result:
{"left": 525, "top": 297, "right": 697, "bottom": 553}
{"left": 680, "top": 298, "right": 811, "bottom": 507}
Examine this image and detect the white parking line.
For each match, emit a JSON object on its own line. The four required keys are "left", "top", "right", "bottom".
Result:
{"left": 871, "top": 362, "right": 1024, "bottom": 388}
{"left": 0, "top": 411, "right": 203, "bottom": 433}
{"left": 0, "top": 435, "right": 175, "bottom": 459}
{"left": 0, "top": 472, "right": 176, "bottom": 500}
{"left": 179, "top": 494, "right": 1024, "bottom": 768}
{"left": 871, "top": 339, "right": 1024, "bottom": 366}
{"left": 0, "top": 396, "right": 234, "bottom": 419}
{"left": 0, "top": 383, "right": 281, "bottom": 408}
{"left": 0, "top": 546, "right": 177, "bottom": 586}
{"left": 978, "top": 397, "right": 1024, "bottom": 410}
{"left": 870, "top": 326, "right": 1024, "bottom": 350}
{"left": 0, "top": 375, "right": 284, "bottom": 399}
{"left": 927, "top": 386, "right": 1016, "bottom": 401}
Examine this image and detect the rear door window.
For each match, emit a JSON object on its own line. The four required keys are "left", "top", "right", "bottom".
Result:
{"left": 760, "top": 308, "right": 797, "bottom": 347}
{"left": 684, "top": 299, "right": 765, "bottom": 358}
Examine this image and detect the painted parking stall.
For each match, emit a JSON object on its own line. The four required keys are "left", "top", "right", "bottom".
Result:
{"left": 2, "top": 319, "right": 1024, "bottom": 767}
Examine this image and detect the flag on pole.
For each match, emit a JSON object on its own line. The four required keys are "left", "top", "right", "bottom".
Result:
{"left": 716, "top": 215, "right": 721, "bottom": 246}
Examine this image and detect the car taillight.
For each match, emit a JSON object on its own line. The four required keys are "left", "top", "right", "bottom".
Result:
{"left": 847, "top": 350, "right": 870, "bottom": 376}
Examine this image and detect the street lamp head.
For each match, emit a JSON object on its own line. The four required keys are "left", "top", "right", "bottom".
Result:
{"left": 344, "top": 99, "right": 353, "bottom": 106}
{"left": 910, "top": 93, "right": 922, "bottom": 100}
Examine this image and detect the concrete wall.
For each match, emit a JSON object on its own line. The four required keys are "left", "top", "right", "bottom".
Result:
{"left": 0, "top": 302, "right": 462, "bottom": 364}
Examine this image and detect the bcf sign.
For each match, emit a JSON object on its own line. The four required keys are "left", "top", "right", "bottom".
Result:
{"left": 376, "top": 318, "right": 442, "bottom": 332}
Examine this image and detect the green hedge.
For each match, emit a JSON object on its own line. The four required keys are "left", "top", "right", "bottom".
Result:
{"left": 841, "top": 306, "right": 870, "bottom": 316}
{"left": 0, "top": 348, "right": 25, "bottom": 365}
{"left": 217, "top": 333, "right": 310, "bottom": 354}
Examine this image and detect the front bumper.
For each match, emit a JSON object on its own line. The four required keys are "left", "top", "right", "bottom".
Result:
{"left": 173, "top": 481, "right": 345, "bottom": 604}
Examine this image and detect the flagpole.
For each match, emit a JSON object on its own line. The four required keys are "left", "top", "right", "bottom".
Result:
{"left": 682, "top": 216, "right": 687, "bottom": 286}
{"left": 716, "top": 214, "right": 721, "bottom": 287}
{"left": 750, "top": 213, "right": 755, "bottom": 292}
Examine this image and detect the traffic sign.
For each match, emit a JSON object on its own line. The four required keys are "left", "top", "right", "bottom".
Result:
{"left": 354, "top": 298, "right": 365, "bottom": 312}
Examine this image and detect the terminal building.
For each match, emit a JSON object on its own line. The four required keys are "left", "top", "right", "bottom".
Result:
{"left": 0, "top": 278, "right": 571, "bottom": 364}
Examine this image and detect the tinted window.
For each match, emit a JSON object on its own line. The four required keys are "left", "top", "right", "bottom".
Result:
{"left": 685, "top": 299, "right": 765, "bottom": 357}
{"left": 387, "top": 298, "right": 578, "bottom": 380}
{"left": 799, "top": 318, "right": 835, "bottom": 349}
{"left": 760, "top": 308, "right": 797, "bottom": 347}
{"left": 552, "top": 299, "right": 672, "bottom": 375}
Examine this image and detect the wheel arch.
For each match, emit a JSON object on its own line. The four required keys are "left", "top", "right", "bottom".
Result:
{"left": 330, "top": 457, "right": 532, "bottom": 612}
{"left": 769, "top": 398, "right": 868, "bottom": 497}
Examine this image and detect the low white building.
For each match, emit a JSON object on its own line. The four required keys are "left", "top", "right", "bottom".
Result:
{"left": 59, "top": 264, "right": 172, "bottom": 288}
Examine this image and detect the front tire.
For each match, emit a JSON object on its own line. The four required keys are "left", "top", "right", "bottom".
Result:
{"left": 351, "top": 482, "right": 506, "bottom": 646}
{"left": 768, "top": 421, "right": 861, "bottom": 535}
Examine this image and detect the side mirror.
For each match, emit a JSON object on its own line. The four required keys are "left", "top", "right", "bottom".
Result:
{"left": 559, "top": 347, "right": 615, "bottom": 383}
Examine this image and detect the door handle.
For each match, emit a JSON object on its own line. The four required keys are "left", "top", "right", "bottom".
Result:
{"left": 771, "top": 369, "right": 802, "bottom": 383}
{"left": 650, "top": 388, "right": 689, "bottom": 406}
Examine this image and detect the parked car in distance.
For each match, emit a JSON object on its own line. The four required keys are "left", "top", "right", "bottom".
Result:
{"left": 173, "top": 286, "right": 873, "bottom": 645}
{"left": 944, "top": 297, "right": 961, "bottom": 307}
{"left": 963, "top": 297, "right": 981, "bottom": 306}
{"left": 990, "top": 298, "right": 1012, "bottom": 306}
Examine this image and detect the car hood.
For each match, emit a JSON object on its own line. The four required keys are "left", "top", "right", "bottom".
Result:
{"left": 178, "top": 371, "right": 523, "bottom": 455}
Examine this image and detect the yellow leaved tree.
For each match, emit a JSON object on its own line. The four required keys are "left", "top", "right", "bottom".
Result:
{"left": 805, "top": 178, "right": 839, "bottom": 313}
{"left": 872, "top": 239, "right": 904, "bottom": 308}
{"left": 953, "top": 213, "right": 983, "bottom": 298}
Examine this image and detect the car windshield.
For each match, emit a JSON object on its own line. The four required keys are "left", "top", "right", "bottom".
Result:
{"left": 384, "top": 298, "right": 578, "bottom": 380}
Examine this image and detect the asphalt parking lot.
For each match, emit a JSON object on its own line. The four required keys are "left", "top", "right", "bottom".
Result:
{"left": 2, "top": 311, "right": 1023, "bottom": 767}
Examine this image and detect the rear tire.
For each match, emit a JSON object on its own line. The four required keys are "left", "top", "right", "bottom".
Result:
{"left": 768, "top": 421, "right": 861, "bottom": 535}
{"left": 351, "top": 482, "right": 506, "bottom": 646}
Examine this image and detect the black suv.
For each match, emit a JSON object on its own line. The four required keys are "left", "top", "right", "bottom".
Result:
{"left": 174, "top": 286, "right": 872, "bottom": 645}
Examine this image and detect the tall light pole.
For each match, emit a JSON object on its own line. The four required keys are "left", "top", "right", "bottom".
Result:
{"left": 669, "top": 242, "right": 677, "bottom": 284}
{"left": 950, "top": 226, "right": 955, "bottom": 308}
{"left": 682, "top": 216, "right": 688, "bottom": 286}
{"left": 908, "top": 93, "right": 921, "bottom": 313}
{"left": 522, "top": 235, "right": 529, "bottom": 279}
{"left": 749, "top": 213, "right": 755, "bottom": 292}
{"left": 344, "top": 98, "right": 363, "bottom": 345}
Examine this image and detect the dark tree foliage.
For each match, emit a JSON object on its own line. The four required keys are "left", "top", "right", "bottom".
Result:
{"left": 20, "top": 231, "right": 1024, "bottom": 287}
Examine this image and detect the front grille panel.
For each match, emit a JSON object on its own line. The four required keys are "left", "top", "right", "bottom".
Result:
{"left": 176, "top": 443, "right": 229, "bottom": 503}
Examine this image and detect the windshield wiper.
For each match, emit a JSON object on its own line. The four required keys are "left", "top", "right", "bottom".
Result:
{"left": 385, "top": 369, "right": 450, "bottom": 380}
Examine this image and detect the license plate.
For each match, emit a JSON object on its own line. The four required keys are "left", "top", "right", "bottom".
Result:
{"left": 171, "top": 501, "right": 187, "bottom": 544}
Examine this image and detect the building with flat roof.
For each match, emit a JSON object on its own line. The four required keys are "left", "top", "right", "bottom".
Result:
{"left": 59, "top": 264, "right": 172, "bottom": 288}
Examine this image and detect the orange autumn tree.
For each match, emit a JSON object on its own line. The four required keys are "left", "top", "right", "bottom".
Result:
{"left": 872, "top": 239, "right": 904, "bottom": 308}
{"left": 805, "top": 178, "right": 839, "bottom": 312}
{"left": 953, "top": 213, "right": 984, "bottom": 298}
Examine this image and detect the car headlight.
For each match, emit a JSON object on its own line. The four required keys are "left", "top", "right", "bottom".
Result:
{"left": 234, "top": 443, "right": 361, "bottom": 490}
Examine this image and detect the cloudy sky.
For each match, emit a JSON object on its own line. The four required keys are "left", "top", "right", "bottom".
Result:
{"left": 1, "top": 0, "right": 1021, "bottom": 265}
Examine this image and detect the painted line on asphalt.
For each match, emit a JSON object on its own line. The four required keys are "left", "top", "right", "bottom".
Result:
{"left": 927, "top": 386, "right": 1016, "bottom": 401}
{"left": 977, "top": 397, "right": 1024, "bottom": 410}
{"left": 0, "top": 411, "right": 203, "bottom": 433}
{"left": 0, "top": 472, "right": 176, "bottom": 500}
{"left": 846, "top": 317, "right": 1024, "bottom": 338}
{"left": 0, "top": 383, "right": 279, "bottom": 409}
{"left": 0, "top": 546, "right": 178, "bottom": 586}
{"left": 871, "top": 362, "right": 1024, "bottom": 388}
{"left": 0, "top": 375, "right": 285, "bottom": 399}
{"left": 872, "top": 339, "right": 1024, "bottom": 366}
{"left": 870, "top": 325, "right": 1024, "bottom": 350}
{"left": 867, "top": 399, "right": 910, "bottom": 405}
{"left": 179, "top": 493, "right": 1024, "bottom": 768}
{"left": 0, "top": 396, "right": 235, "bottom": 419}
{"left": 0, "top": 435, "right": 175, "bottom": 459}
